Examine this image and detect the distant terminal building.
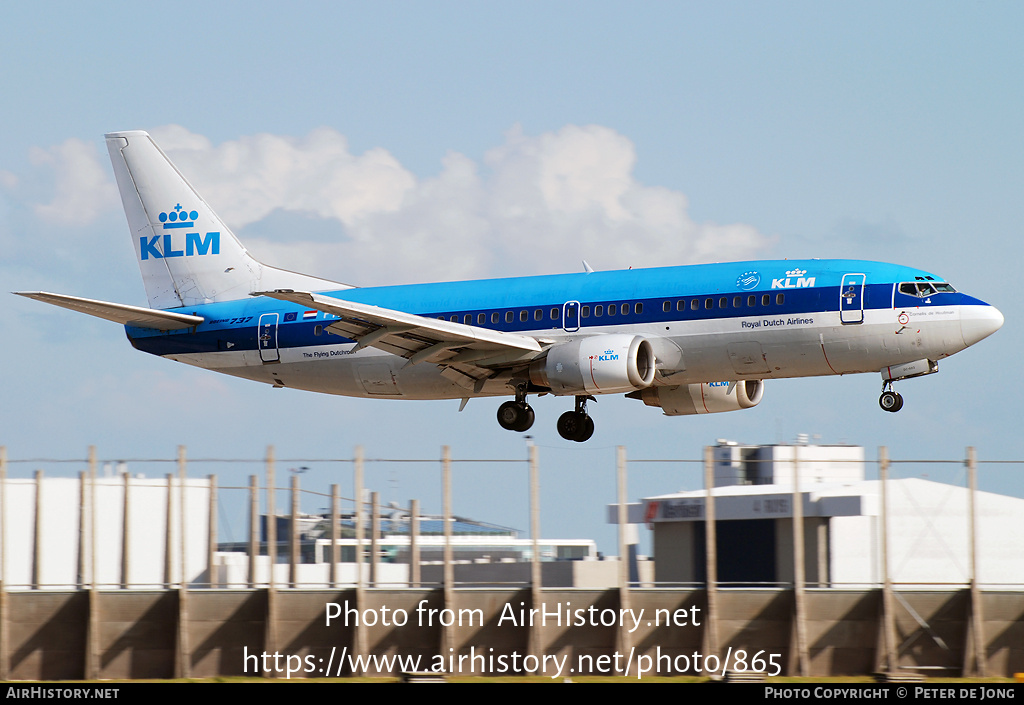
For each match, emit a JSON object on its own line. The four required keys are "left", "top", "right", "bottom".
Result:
{"left": 218, "top": 506, "right": 604, "bottom": 587}
{"left": 624, "top": 438, "right": 1024, "bottom": 587}
{"left": 222, "top": 508, "right": 593, "bottom": 566}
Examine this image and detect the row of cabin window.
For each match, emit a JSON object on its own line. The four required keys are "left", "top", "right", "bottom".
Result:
{"left": 436, "top": 303, "right": 643, "bottom": 325}
{"left": 662, "top": 293, "right": 785, "bottom": 312}
{"left": 433, "top": 293, "right": 786, "bottom": 326}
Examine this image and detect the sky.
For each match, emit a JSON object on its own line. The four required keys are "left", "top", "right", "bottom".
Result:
{"left": 2, "top": 1, "right": 1022, "bottom": 556}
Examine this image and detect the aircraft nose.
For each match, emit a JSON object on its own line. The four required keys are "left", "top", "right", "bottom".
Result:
{"left": 960, "top": 302, "right": 1004, "bottom": 347}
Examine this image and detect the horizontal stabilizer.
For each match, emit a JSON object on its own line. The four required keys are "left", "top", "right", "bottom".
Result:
{"left": 15, "top": 292, "right": 203, "bottom": 330}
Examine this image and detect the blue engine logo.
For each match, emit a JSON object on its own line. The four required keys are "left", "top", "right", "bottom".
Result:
{"left": 736, "top": 271, "right": 760, "bottom": 290}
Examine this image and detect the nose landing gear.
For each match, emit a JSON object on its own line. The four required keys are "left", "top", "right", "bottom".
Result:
{"left": 879, "top": 382, "right": 904, "bottom": 413}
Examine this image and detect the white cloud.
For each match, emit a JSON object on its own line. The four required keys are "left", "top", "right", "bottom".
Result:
{"left": 151, "top": 126, "right": 416, "bottom": 228}
{"left": 29, "top": 138, "right": 118, "bottom": 225}
{"left": 467, "top": 124, "right": 772, "bottom": 277}
{"left": 22, "top": 124, "right": 773, "bottom": 284}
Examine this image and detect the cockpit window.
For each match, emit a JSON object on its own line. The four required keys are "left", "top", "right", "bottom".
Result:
{"left": 900, "top": 282, "right": 934, "bottom": 297}
{"left": 899, "top": 282, "right": 956, "bottom": 297}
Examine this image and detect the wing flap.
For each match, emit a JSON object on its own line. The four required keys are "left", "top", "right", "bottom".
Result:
{"left": 15, "top": 292, "right": 203, "bottom": 330}
{"left": 255, "top": 290, "right": 545, "bottom": 361}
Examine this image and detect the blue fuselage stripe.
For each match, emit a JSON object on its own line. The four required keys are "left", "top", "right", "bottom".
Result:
{"left": 125, "top": 258, "right": 974, "bottom": 357}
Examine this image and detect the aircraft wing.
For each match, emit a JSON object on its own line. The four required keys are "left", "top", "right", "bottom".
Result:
{"left": 15, "top": 292, "right": 204, "bottom": 330}
{"left": 255, "top": 289, "right": 549, "bottom": 386}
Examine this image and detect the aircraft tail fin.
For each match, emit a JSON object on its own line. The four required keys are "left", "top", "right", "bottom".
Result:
{"left": 105, "top": 131, "right": 344, "bottom": 310}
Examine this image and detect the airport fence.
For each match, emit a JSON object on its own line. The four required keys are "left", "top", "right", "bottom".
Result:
{"left": 1, "top": 444, "right": 1023, "bottom": 679}
{"left": 0, "top": 443, "right": 1021, "bottom": 591}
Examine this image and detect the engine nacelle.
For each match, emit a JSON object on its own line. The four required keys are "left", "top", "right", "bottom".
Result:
{"left": 530, "top": 334, "right": 656, "bottom": 395}
{"left": 630, "top": 379, "right": 764, "bottom": 416}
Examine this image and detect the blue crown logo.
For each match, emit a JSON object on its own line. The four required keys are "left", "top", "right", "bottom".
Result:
{"left": 159, "top": 203, "right": 199, "bottom": 229}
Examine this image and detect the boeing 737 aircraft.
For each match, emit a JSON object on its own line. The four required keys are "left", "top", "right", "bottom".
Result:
{"left": 17, "top": 131, "right": 1004, "bottom": 441}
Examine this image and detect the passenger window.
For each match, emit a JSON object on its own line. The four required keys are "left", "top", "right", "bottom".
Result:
{"left": 776, "top": 293, "right": 784, "bottom": 305}
{"left": 478, "top": 313, "right": 486, "bottom": 325}
{"left": 520, "top": 310, "right": 528, "bottom": 322}
{"left": 595, "top": 305, "right": 604, "bottom": 317}
{"left": 581, "top": 305, "right": 590, "bottom": 317}
{"left": 733, "top": 296, "right": 742, "bottom": 307}
{"left": 450, "top": 315, "right": 458, "bottom": 322}
{"left": 464, "top": 314, "right": 472, "bottom": 324}
{"left": 550, "top": 308, "right": 560, "bottom": 320}
{"left": 691, "top": 300, "right": 699, "bottom": 311}
{"left": 505, "top": 311, "right": 513, "bottom": 323}
{"left": 705, "top": 298, "right": 713, "bottom": 309}
{"left": 491, "top": 312, "right": 499, "bottom": 324}
{"left": 719, "top": 297, "right": 728, "bottom": 308}
{"left": 314, "top": 325, "right": 323, "bottom": 336}
{"left": 635, "top": 302, "right": 643, "bottom": 314}
{"left": 677, "top": 300, "right": 686, "bottom": 311}
{"left": 663, "top": 301, "right": 671, "bottom": 313}
{"left": 608, "top": 304, "right": 616, "bottom": 317}
{"left": 762, "top": 294, "right": 770, "bottom": 306}
{"left": 748, "top": 295, "right": 755, "bottom": 307}
{"left": 621, "top": 303, "right": 629, "bottom": 315}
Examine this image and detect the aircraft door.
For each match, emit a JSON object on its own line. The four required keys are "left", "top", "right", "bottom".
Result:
{"left": 840, "top": 274, "right": 866, "bottom": 324}
{"left": 562, "top": 300, "right": 581, "bottom": 332}
{"left": 258, "top": 313, "right": 280, "bottom": 363}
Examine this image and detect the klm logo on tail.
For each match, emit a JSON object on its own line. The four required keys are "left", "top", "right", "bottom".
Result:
{"left": 140, "top": 203, "right": 220, "bottom": 260}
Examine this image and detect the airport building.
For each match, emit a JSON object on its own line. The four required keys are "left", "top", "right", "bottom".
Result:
{"left": 0, "top": 474, "right": 211, "bottom": 589}
{"left": 0, "top": 471, "right": 605, "bottom": 589}
{"left": 630, "top": 439, "right": 1024, "bottom": 586}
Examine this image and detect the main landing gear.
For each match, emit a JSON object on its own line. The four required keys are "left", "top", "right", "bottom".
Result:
{"left": 557, "top": 396, "right": 595, "bottom": 443}
{"left": 497, "top": 387, "right": 535, "bottom": 432}
{"left": 495, "top": 390, "right": 596, "bottom": 442}
{"left": 879, "top": 382, "right": 904, "bottom": 413}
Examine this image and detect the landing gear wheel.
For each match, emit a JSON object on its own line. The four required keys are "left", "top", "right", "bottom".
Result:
{"left": 516, "top": 404, "right": 535, "bottom": 432}
{"left": 879, "top": 390, "right": 903, "bottom": 413}
{"left": 556, "top": 411, "right": 583, "bottom": 440}
{"left": 578, "top": 415, "right": 595, "bottom": 442}
{"left": 497, "top": 401, "right": 535, "bottom": 431}
{"left": 557, "top": 410, "right": 593, "bottom": 442}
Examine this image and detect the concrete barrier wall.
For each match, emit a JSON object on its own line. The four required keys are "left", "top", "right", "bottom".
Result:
{"left": 2, "top": 587, "right": 1022, "bottom": 679}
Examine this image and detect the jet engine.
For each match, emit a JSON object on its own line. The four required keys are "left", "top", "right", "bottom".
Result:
{"left": 529, "top": 334, "right": 655, "bottom": 395}
{"left": 628, "top": 379, "right": 764, "bottom": 416}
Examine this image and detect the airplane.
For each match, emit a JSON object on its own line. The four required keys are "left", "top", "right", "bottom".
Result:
{"left": 16, "top": 131, "right": 1004, "bottom": 442}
